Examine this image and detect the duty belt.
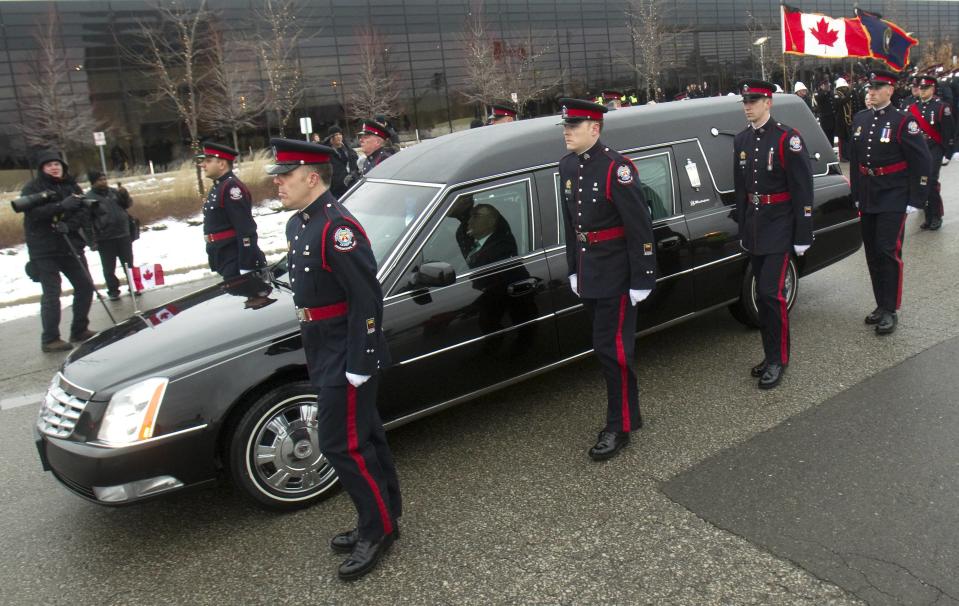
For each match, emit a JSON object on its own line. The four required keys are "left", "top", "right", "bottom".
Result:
{"left": 575, "top": 226, "right": 625, "bottom": 245}
{"left": 859, "top": 161, "right": 907, "bottom": 177}
{"left": 205, "top": 228, "right": 237, "bottom": 243}
{"left": 296, "top": 302, "right": 348, "bottom": 322}
{"left": 748, "top": 192, "right": 791, "bottom": 205}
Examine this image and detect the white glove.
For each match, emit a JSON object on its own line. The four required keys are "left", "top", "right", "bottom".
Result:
{"left": 942, "top": 157, "right": 950, "bottom": 166}
{"left": 906, "top": 205, "right": 920, "bottom": 214}
{"left": 793, "top": 244, "right": 810, "bottom": 256}
{"left": 345, "top": 372, "right": 370, "bottom": 388}
{"left": 629, "top": 289, "right": 651, "bottom": 306}
{"left": 239, "top": 269, "right": 252, "bottom": 275}
{"left": 569, "top": 274, "right": 579, "bottom": 297}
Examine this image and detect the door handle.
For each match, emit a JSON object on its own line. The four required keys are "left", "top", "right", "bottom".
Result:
{"left": 659, "top": 235, "right": 681, "bottom": 250}
{"left": 506, "top": 277, "right": 542, "bottom": 296}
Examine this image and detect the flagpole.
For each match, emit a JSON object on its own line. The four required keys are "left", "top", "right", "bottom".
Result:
{"left": 124, "top": 263, "right": 139, "bottom": 315}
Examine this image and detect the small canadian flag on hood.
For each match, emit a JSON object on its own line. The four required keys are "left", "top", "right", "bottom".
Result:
{"left": 130, "top": 264, "right": 165, "bottom": 292}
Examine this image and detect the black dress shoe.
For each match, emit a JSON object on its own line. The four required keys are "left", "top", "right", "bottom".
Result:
{"left": 107, "top": 291, "right": 121, "bottom": 301}
{"left": 41, "top": 339, "right": 73, "bottom": 353}
{"left": 920, "top": 220, "right": 930, "bottom": 230}
{"left": 864, "top": 307, "right": 883, "bottom": 325}
{"left": 588, "top": 430, "right": 630, "bottom": 461}
{"left": 758, "top": 364, "right": 785, "bottom": 390}
{"left": 928, "top": 218, "right": 942, "bottom": 231}
{"left": 337, "top": 533, "right": 395, "bottom": 581}
{"left": 331, "top": 522, "right": 399, "bottom": 554}
{"left": 876, "top": 311, "right": 898, "bottom": 335}
{"left": 750, "top": 360, "right": 768, "bottom": 378}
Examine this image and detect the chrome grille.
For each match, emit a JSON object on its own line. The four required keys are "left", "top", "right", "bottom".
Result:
{"left": 37, "top": 374, "right": 92, "bottom": 439}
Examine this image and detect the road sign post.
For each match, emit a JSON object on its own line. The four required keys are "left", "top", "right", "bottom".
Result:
{"left": 299, "top": 117, "right": 313, "bottom": 142}
{"left": 93, "top": 131, "right": 107, "bottom": 174}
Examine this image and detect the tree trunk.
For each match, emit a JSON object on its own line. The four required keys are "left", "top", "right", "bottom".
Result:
{"left": 232, "top": 128, "right": 240, "bottom": 163}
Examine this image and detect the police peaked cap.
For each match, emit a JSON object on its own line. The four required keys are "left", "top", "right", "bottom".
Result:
{"left": 358, "top": 120, "right": 390, "bottom": 139}
{"left": 265, "top": 138, "right": 333, "bottom": 175}
{"left": 737, "top": 79, "right": 776, "bottom": 99}
{"left": 198, "top": 141, "right": 238, "bottom": 161}
{"left": 487, "top": 104, "right": 517, "bottom": 120}
{"left": 868, "top": 70, "right": 899, "bottom": 86}
{"left": 912, "top": 74, "right": 937, "bottom": 87}
{"left": 558, "top": 98, "right": 608, "bottom": 123}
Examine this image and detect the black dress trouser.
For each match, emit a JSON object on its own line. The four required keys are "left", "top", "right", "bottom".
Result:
{"left": 583, "top": 295, "right": 642, "bottom": 433}
{"left": 316, "top": 376, "right": 402, "bottom": 541}
{"left": 860, "top": 212, "right": 907, "bottom": 312}
{"left": 97, "top": 237, "right": 134, "bottom": 294}
{"left": 34, "top": 255, "right": 94, "bottom": 344}
{"left": 926, "top": 150, "right": 944, "bottom": 222}
{"left": 751, "top": 252, "right": 792, "bottom": 367}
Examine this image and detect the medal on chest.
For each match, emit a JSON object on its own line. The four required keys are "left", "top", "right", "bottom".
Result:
{"left": 739, "top": 150, "right": 747, "bottom": 167}
{"left": 767, "top": 147, "right": 774, "bottom": 171}
{"left": 880, "top": 123, "right": 891, "bottom": 143}
{"left": 564, "top": 178, "right": 572, "bottom": 198}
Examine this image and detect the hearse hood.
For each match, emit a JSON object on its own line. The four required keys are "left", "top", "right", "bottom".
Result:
{"left": 61, "top": 273, "right": 299, "bottom": 396}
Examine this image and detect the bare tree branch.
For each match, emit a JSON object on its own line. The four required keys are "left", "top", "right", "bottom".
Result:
{"left": 498, "top": 32, "right": 564, "bottom": 115}
{"left": 745, "top": 11, "right": 778, "bottom": 85}
{"left": 200, "top": 27, "right": 266, "bottom": 157}
{"left": 253, "top": 0, "right": 306, "bottom": 137}
{"left": 623, "top": 0, "right": 687, "bottom": 102}
{"left": 346, "top": 26, "right": 401, "bottom": 120}
{"left": 17, "top": 8, "right": 100, "bottom": 162}
{"left": 124, "top": 0, "right": 213, "bottom": 195}
{"left": 459, "top": 6, "right": 506, "bottom": 112}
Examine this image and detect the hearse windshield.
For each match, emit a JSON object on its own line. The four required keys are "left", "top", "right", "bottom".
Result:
{"left": 342, "top": 180, "right": 440, "bottom": 264}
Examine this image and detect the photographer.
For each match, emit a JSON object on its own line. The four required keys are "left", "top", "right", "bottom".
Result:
{"left": 20, "top": 150, "right": 95, "bottom": 352}
{"left": 86, "top": 171, "right": 134, "bottom": 301}
{"left": 324, "top": 126, "right": 359, "bottom": 198}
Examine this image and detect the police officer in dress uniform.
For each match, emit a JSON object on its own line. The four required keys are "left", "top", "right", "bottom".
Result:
{"left": 268, "top": 138, "right": 400, "bottom": 581}
{"left": 558, "top": 98, "right": 657, "bottom": 461}
{"left": 199, "top": 142, "right": 265, "bottom": 278}
{"left": 733, "top": 79, "right": 814, "bottom": 390}
{"left": 358, "top": 120, "right": 395, "bottom": 175}
{"left": 487, "top": 104, "right": 518, "bottom": 125}
{"left": 849, "top": 71, "right": 931, "bottom": 335}
{"left": 905, "top": 74, "right": 955, "bottom": 230}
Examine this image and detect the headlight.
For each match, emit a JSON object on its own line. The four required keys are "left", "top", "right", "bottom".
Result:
{"left": 97, "top": 378, "right": 169, "bottom": 444}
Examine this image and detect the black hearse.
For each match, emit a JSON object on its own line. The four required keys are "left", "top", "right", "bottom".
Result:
{"left": 35, "top": 95, "right": 861, "bottom": 509}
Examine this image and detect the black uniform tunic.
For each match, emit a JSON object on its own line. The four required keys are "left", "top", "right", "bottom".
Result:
{"left": 559, "top": 139, "right": 656, "bottom": 433}
{"left": 904, "top": 96, "right": 955, "bottom": 220}
{"left": 360, "top": 147, "right": 395, "bottom": 175}
{"left": 848, "top": 104, "right": 931, "bottom": 312}
{"left": 733, "top": 117, "right": 814, "bottom": 367}
{"left": 286, "top": 190, "right": 400, "bottom": 540}
{"left": 202, "top": 170, "right": 265, "bottom": 278}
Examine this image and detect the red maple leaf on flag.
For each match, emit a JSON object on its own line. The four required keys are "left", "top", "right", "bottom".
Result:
{"left": 809, "top": 18, "right": 839, "bottom": 47}
{"left": 143, "top": 269, "right": 153, "bottom": 281}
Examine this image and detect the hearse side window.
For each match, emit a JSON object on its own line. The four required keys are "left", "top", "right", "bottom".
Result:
{"left": 419, "top": 180, "right": 533, "bottom": 277}
{"left": 553, "top": 150, "right": 675, "bottom": 244}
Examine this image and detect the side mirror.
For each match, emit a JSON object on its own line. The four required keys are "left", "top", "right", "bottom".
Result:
{"left": 413, "top": 262, "right": 456, "bottom": 288}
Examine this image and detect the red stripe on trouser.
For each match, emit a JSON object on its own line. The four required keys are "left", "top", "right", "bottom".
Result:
{"left": 614, "top": 295, "right": 630, "bottom": 432}
{"left": 346, "top": 384, "right": 393, "bottom": 536}
{"left": 776, "top": 253, "right": 790, "bottom": 366}
{"left": 895, "top": 214, "right": 907, "bottom": 310}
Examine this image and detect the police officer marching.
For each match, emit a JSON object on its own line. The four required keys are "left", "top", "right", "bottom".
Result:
{"left": 358, "top": 120, "right": 395, "bottom": 175}
{"left": 268, "top": 138, "right": 401, "bottom": 581}
{"left": 734, "top": 79, "right": 814, "bottom": 390}
{"left": 199, "top": 142, "right": 266, "bottom": 278}
{"left": 848, "top": 70, "right": 931, "bottom": 335}
{"left": 558, "top": 98, "right": 657, "bottom": 461}
{"left": 487, "top": 103, "right": 517, "bottom": 125}
{"left": 905, "top": 73, "right": 955, "bottom": 231}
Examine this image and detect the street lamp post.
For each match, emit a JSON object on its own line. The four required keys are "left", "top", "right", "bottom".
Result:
{"left": 753, "top": 36, "right": 769, "bottom": 81}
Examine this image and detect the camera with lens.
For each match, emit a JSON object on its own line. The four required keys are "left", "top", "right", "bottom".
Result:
{"left": 10, "top": 191, "right": 99, "bottom": 213}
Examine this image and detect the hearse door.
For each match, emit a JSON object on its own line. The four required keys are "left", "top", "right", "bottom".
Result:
{"left": 380, "top": 177, "right": 559, "bottom": 419}
{"left": 672, "top": 140, "right": 746, "bottom": 310}
{"left": 539, "top": 147, "right": 695, "bottom": 358}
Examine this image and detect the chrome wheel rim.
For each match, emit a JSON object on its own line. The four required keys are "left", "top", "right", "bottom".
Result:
{"left": 247, "top": 394, "right": 337, "bottom": 499}
{"left": 750, "top": 259, "right": 797, "bottom": 315}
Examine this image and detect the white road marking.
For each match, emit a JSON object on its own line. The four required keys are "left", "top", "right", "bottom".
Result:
{"left": 0, "top": 393, "right": 43, "bottom": 411}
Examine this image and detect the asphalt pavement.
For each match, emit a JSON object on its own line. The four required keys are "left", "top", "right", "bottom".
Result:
{"left": 0, "top": 163, "right": 957, "bottom": 604}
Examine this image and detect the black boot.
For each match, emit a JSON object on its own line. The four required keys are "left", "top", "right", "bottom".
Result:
{"left": 864, "top": 307, "right": 883, "bottom": 325}
{"left": 588, "top": 430, "right": 630, "bottom": 461}
{"left": 758, "top": 364, "right": 785, "bottom": 390}
{"left": 331, "top": 522, "right": 399, "bottom": 554}
{"left": 337, "top": 533, "right": 395, "bottom": 581}
{"left": 876, "top": 310, "right": 898, "bottom": 335}
{"left": 750, "top": 360, "right": 768, "bottom": 378}
{"left": 928, "top": 217, "right": 942, "bottom": 231}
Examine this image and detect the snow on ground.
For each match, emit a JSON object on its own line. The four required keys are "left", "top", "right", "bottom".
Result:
{"left": 0, "top": 201, "right": 293, "bottom": 324}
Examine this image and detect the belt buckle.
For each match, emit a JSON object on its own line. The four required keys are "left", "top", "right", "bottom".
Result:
{"left": 205, "top": 234, "right": 213, "bottom": 242}
{"left": 576, "top": 232, "right": 587, "bottom": 243}
{"left": 866, "top": 168, "right": 875, "bottom": 176}
{"left": 296, "top": 308, "right": 309, "bottom": 322}
{"left": 750, "top": 193, "right": 761, "bottom": 204}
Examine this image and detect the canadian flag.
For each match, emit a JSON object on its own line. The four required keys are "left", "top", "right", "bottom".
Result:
{"left": 147, "top": 304, "right": 180, "bottom": 326}
{"left": 130, "top": 264, "right": 165, "bottom": 292}
{"left": 782, "top": 5, "right": 870, "bottom": 59}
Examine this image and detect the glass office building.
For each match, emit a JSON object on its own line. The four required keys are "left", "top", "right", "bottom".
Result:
{"left": 0, "top": 0, "right": 956, "bottom": 169}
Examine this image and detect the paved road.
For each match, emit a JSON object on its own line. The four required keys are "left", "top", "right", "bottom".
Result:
{"left": 1, "top": 164, "right": 956, "bottom": 604}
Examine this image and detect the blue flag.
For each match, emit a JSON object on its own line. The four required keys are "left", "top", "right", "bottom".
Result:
{"left": 856, "top": 9, "right": 918, "bottom": 71}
